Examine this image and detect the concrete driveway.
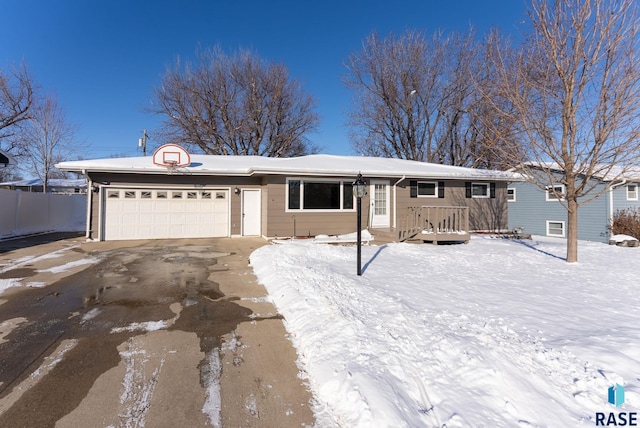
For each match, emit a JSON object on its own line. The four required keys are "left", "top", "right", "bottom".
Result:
{"left": 0, "top": 234, "right": 314, "bottom": 427}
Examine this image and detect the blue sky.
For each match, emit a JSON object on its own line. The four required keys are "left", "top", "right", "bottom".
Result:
{"left": 2, "top": 0, "right": 527, "bottom": 161}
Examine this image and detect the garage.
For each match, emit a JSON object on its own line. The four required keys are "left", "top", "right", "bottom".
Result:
{"left": 102, "top": 188, "right": 229, "bottom": 240}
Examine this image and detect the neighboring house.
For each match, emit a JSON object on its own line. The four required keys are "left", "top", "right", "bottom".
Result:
{"left": 0, "top": 178, "right": 88, "bottom": 194}
{"left": 507, "top": 165, "right": 640, "bottom": 243}
{"left": 56, "top": 144, "right": 518, "bottom": 242}
{"left": 0, "top": 149, "right": 16, "bottom": 168}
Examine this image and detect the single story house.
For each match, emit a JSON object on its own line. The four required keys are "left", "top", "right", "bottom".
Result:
{"left": 507, "top": 163, "right": 640, "bottom": 243}
{"left": 56, "top": 144, "right": 518, "bottom": 242}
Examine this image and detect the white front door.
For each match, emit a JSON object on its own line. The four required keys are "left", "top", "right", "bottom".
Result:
{"left": 370, "top": 180, "right": 390, "bottom": 228}
{"left": 242, "top": 189, "right": 261, "bottom": 236}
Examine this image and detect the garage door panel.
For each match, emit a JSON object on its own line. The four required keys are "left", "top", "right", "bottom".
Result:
{"left": 103, "top": 188, "right": 229, "bottom": 240}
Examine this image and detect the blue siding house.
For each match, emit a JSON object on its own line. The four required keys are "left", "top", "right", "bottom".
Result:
{"left": 508, "top": 170, "right": 640, "bottom": 243}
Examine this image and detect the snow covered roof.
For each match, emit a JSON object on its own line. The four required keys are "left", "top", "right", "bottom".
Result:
{"left": 517, "top": 162, "right": 640, "bottom": 182}
{"left": 0, "top": 178, "right": 87, "bottom": 187}
{"left": 56, "top": 154, "right": 519, "bottom": 181}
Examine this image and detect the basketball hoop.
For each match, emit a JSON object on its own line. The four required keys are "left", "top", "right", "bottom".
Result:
{"left": 165, "top": 160, "right": 178, "bottom": 175}
{"left": 152, "top": 144, "right": 191, "bottom": 167}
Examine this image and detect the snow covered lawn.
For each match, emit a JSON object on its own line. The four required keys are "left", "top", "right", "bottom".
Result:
{"left": 250, "top": 236, "right": 639, "bottom": 427}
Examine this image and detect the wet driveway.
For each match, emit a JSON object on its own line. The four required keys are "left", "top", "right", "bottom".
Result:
{"left": 0, "top": 237, "right": 314, "bottom": 427}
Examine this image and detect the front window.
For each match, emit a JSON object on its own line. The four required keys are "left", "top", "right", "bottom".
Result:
{"left": 627, "top": 184, "right": 638, "bottom": 201}
{"left": 287, "top": 179, "right": 355, "bottom": 211}
{"left": 471, "top": 183, "right": 489, "bottom": 198}
{"left": 546, "top": 185, "right": 565, "bottom": 201}
{"left": 417, "top": 181, "right": 437, "bottom": 198}
{"left": 546, "top": 220, "right": 565, "bottom": 237}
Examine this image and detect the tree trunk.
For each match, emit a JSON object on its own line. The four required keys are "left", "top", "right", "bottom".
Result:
{"left": 566, "top": 198, "right": 578, "bottom": 263}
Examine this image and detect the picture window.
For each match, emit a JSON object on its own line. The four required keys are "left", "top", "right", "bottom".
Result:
{"left": 287, "top": 179, "right": 355, "bottom": 211}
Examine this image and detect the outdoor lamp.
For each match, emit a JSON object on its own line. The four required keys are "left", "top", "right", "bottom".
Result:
{"left": 353, "top": 174, "right": 367, "bottom": 198}
{"left": 352, "top": 173, "right": 367, "bottom": 276}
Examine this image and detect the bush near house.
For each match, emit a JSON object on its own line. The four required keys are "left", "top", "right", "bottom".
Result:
{"left": 610, "top": 208, "right": 640, "bottom": 240}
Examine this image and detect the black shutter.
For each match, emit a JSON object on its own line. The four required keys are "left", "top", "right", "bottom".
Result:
{"left": 410, "top": 180, "right": 417, "bottom": 198}
{"left": 490, "top": 183, "right": 496, "bottom": 199}
{"left": 465, "top": 182, "right": 471, "bottom": 198}
{"left": 438, "top": 181, "right": 445, "bottom": 198}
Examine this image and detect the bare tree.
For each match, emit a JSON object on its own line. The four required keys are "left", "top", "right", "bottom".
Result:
{"left": 345, "top": 30, "right": 445, "bottom": 162}
{"left": 150, "top": 47, "right": 320, "bottom": 157}
{"left": 21, "top": 94, "right": 79, "bottom": 192}
{"left": 469, "top": 29, "right": 527, "bottom": 170}
{"left": 490, "top": 0, "right": 640, "bottom": 262}
{"left": 0, "top": 62, "right": 35, "bottom": 152}
{"left": 345, "top": 29, "right": 520, "bottom": 168}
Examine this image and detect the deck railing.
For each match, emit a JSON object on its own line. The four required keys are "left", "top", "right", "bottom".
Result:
{"left": 397, "top": 206, "right": 469, "bottom": 242}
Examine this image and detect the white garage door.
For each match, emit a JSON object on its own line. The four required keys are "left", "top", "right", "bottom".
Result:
{"left": 103, "top": 188, "right": 229, "bottom": 240}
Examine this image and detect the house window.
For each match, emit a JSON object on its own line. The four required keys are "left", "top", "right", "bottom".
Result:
{"left": 287, "top": 179, "right": 355, "bottom": 211}
{"left": 288, "top": 180, "right": 301, "bottom": 210}
{"left": 417, "top": 181, "right": 437, "bottom": 198}
{"left": 304, "top": 181, "right": 341, "bottom": 209}
{"left": 627, "top": 184, "right": 638, "bottom": 201}
{"left": 471, "top": 183, "right": 489, "bottom": 198}
{"left": 343, "top": 185, "right": 354, "bottom": 209}
{"left": 546, "top": 220, "right": 565, "bottom": 237}
{"left": 507, "top": 188, "right": 516, "bottom": 202}
{"left": 546, "top": 184, "right": 565, "bottom": 201}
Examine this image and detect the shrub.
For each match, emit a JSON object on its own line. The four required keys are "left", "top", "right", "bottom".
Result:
{"left": 610, "top": 208, "right": 640, "bottom": 239}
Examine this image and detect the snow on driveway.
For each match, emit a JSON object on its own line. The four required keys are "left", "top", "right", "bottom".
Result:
{"left": 250, "top": 236, "right": 639, "bottom": 427}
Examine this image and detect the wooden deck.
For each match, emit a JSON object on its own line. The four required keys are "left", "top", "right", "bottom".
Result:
{"left": 384, "top": 206, "right": 470, "bottom": 244}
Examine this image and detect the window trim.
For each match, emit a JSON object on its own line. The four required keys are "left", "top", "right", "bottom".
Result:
{"left": 471, "top": 182, "right": 490, "bottom": 199}
{"left": 546, "top": 220, "right": 565, "bottom": 237}
{"left": 286, "top": 177, "right": 357, "bottom": 212}
{"left": 627, "top": 184, "right": 638, "bottom": 201}
{"left": 416, "top": 181, "right": 438, "bottom": 198}
{"left": 546, "top": 184, "right": 566, "bottom": 201}
{"left": 507, "top": 187, "right": 516, "bottom": 202}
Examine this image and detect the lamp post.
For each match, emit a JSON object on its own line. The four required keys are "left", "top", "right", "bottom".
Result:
{"left": 352, "top": 173, "right": 367, "bottom": 276}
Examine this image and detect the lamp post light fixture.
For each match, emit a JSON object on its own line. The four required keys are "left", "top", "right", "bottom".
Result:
{"left": 352, "top": 173, "right": 367, "bottom": 276}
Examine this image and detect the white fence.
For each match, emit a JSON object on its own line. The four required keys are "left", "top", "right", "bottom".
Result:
{"left": 0, "top": 188, "right": 86, "bottom": 239}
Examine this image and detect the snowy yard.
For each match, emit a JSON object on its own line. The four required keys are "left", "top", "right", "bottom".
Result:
{"left": 250, "top": 235, "right": 640, "bottom": 427}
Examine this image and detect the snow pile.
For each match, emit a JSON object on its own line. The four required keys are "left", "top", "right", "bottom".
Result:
{"left": 251, "top": 236, "right": 639, "bottom": 427}
{"left": 610, "top": 234, "right": 638, "bottom": 243}
{"left": 312, "top": 230, "right": 374, "bottom": 244}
